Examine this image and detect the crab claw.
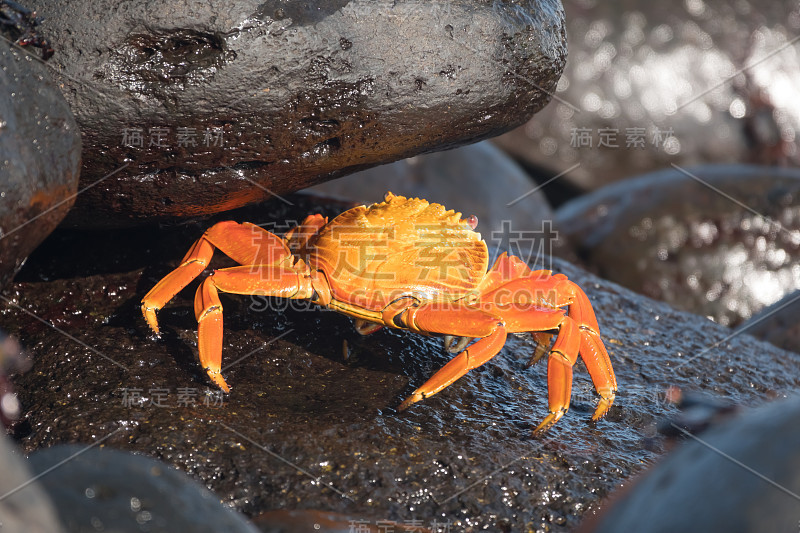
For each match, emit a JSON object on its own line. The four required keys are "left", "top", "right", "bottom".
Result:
{"left": 442, "top": 335, "right": 472, "bottom": 354}
{"left": 353, "top": 318, "right": 383, "bottom": 336}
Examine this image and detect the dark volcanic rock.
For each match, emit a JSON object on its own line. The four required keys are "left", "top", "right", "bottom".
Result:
{"left": 555, "top": 165, "right": 800, "bottom": 327}
{"left": 0, "top": 39, "right": 81, "bottom": 289}
{"left": 494, "top": 0, "right": 800, "bottom": 191}
{"left": 5, "top": 194, "right": 800, "bottom": 531}
{"left": 29, "top": 0, "right": 567, "bottom": 225}
{"left": 583, "top": 395, "right": 800, "bottom": 533}
{"left": 27, "top": 445, "right": 260, "bottom": 533}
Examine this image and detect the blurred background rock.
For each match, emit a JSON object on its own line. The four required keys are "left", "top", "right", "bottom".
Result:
{"left": 493, "top": 0, "right": 800, "bottom": 194}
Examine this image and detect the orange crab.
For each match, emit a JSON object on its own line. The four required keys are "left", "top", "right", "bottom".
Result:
{"left": 142, "top": 193, "right": 617, "bottom": 433}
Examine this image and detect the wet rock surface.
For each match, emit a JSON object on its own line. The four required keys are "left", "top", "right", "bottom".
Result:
{"left": 26, "top": 445, "right": 260, "bottom": 533}
{"left": 0, "top": 38, "right": 81, "bottom": 289}
{"left": 29, "top": 0, "right": 567, "bottom": 225}
{"left": 555, "top": 165, "right": 800, "bottom": 327}
{"left": 584, "top": 394, "right": 800, "bottom": 533}
{"left": 494, "top": 0, "right": 800, "bottom": 191}
{"left": 5, "top": 194, "right": 800, "bottom": 532}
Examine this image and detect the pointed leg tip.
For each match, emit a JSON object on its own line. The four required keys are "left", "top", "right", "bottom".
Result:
{"left": 397, "top": 392, "right": 423, "bottom": 412}
{"left": 532, "top": 420, "right": 553, "bottom": 438}
{"left": 591, "top": 394, "right": 615, "bottom": 421}
{"left": 206, "top": 369, "right": 230, "bottom": 393}
{"left": 141, "top": 304, "right": 162, "bottom": 336}
{"left": 533, "top": 409, "right": 565, "bottom": 437}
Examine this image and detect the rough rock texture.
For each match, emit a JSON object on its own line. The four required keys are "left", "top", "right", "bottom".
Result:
{"left": 494, "top": 0, "right": 800, "bottom": 191}
{"left": 583, "top": 394, "right": 800, "bottom": 533}
{"left": 0, "top": 39, "right": 81, "bottom": 289}
{"left": 28, "top": 0, "right": 567, "bottom": 225}
{"left": 555, "top": 165, "right": 800, "bottom": 327}
{"left": 26, "top": 445, "right": 261, "bottom": 533}
{"left": 310, "top": 141, "right": 563, "bottom": 265}
{"left": 5, "top": 194, "right": 800, "bottom": 532}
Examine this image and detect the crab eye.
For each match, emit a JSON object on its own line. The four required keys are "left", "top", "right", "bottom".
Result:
{"left": 466, "top": 215, "right": 478, "bottom": 229}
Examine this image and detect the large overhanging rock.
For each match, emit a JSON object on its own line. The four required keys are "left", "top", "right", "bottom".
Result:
{"left": 0, "top": 38, "right": 81, "bottom": 290}
{"left": 30, "top": 0, "right": 567, "bottom": 225}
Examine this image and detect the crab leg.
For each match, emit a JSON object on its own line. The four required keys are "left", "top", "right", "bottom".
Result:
{"left": 568, "top": 283, "right": 617, "bottom": 421}
{"left": 142, "top": 221, "right": 291, "bottom": 334}
{"left": 142, "top": 237, "right": 214, "bottom": 335}
{"left": 398, "top": 324, "right": 508, "bottom": 410}
{"left": 392, "top": 304, "right": 506, "bottom": 409}
{"left": 194, "top": 276, "right": 226, "bottom": 391}
{"left": 193, "top": 265, "right": 313, "bottom": 392}
{"left": 395, "top": 303, "right": 566, "bottom": 410}
{"left": 533, "top": 316, "right": 581, "bottom": 434}
{"left": 399, "top": 303, "right": 564, "bottom": 411}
